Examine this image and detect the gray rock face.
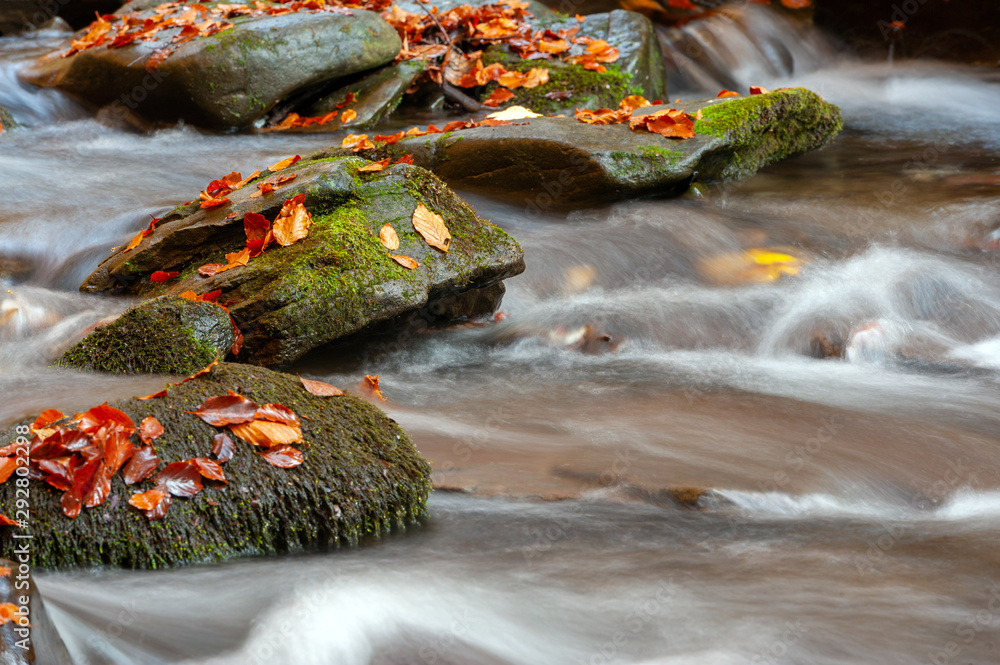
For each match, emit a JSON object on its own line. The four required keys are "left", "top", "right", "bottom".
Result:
{"left": 56, "top": 295, "right": 235, "bottom": 375}
{"left": 19, "top": 8, "right": 402, "bottom": 128}
{"left": 80, "top": 158, "right": 525, "bottom": 367}
{"left": 331, "top": 87, "right": 842, "bottom": 207}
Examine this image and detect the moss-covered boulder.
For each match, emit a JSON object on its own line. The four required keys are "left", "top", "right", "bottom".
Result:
{"left": 331, "top": 87, "right": 842, "bottom": 207}
{"left": 55, "top": 295, "right": 234, "bottom": 375}
{"left": 0, "top": 363, "right": 432, "bottom": 568}
{"left": 0, "top": 105, "right": 17, "bottom": 133}
{"left": 477, "top": 10, "right": 667, "bottom": 115}
{"left": 18, "top": 4, "right": 402, "bottom": 129}
{"left": 80, "top": 157, "right": 525, "bottom": 366}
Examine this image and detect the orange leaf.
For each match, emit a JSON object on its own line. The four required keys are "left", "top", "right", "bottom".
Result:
{"left": 0, "top": 458, "right": 16, "bottom": 485}
{"left": 272, "top": 193, "right": 312, "bottom": 246}
{"left": 128, "top": 488, "right": 165, "bottom": 511}
{"left": 380, "top": 223, "right": 400, "bottom": 250}
{"left": 233, "top": 169, "right": 261, "bottom": 189}
{"left": 361, "top": 374, "right": 387, "bottom": 401}
{"left": 411, "top": 202, "right": 451, "bottom": 252}
{"left": 749, "top": 85, "right": 769, "bottom": 95}
{"left": 139, "top": 416, "right": 164, "bottom": 443}
{"left": 390, "top": 254, "right": 419, "bottom": 269}
{"left": 395, "top": 154, "right": 414, "bottom": 165}
{"left": 255, "top": 403, "right": 300, "bottom": 427}
{"left": 341, "top": 109, "right": 357, "bottom": 124}
{"left": 198, "top": 263, "right": 225, "bottom": 277}
{"left": 124, "top": 229, "right": 146, "bottom": 252}
{"left": 482, "top": 88, "right": 515, "bottom": 108}
{"left": 259, "top": 444, "right": 304, "bottom": 468}
{"left": 137, "top": 389, "right": 168, "bottom": 401}
{"left": 0, "top": 566, "right": 10, "bottom": 577}
{"left": 228, "top": 420, "right": 303, "bottom": 447}
{"left": 358, "top": 157, "right": 391, "bottom": 173}
{"left": 298, "top": 375, "right": 345, "bottom": 397}
{"left": 342, "top": 134, "right": 375, "bottom": 152}
{"left": 250, "top": 181, "right": 274, "bottom": 198}
{"left": 0, "top": 603, "right": 23, "bottom": 626}
{"left": 268, "top": 155, "right": 301, "bottom": 172}
{"left": 186, "top": 393, "right": 259, "bottom": 426}
{"left": 188, "top": 457, "right": 226, "bottom": 482}
{"left": 32, "top": 408, "right": 65, "bottom": 430}
{"left": 717, "top": 89, "right": 740, "bottom": 98}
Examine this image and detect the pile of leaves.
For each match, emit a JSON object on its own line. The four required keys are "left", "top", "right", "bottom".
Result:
{"left": 575, "top": 95, "right": 697, "bottom": 138}
{"left": 0, "top": 370, "right": 350, "bottom": 522}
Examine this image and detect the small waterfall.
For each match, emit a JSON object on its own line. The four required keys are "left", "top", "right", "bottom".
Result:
{"left": 657, "top": 3, "right": 836, "bottom": 95}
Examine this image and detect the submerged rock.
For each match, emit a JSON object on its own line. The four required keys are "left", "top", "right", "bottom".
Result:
{"left": 55, "top": 295, "right": 235, "bottom": 375}
{"left": 19, "top": 6, "right": 401, "bottom": 129}
{"left": 80, "top": 157, "right": 524, "bottom": 367}
{"left": 0, "top": 362, "right": 432, "bottom": 569}
{"left": 333, "top": 87, "right": 842, "bottom": 207}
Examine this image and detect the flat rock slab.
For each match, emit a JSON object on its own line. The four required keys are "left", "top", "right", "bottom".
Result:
{"left": 20, "top": 6, "right": 401, "bottom": 128}
{"left": 329, "top": 87, "right": 842, "bottom": 207}
{"left": 0, "top": 362, "right": 432, "bottom": 568}
{"left": 81, "top": 158, "right": 525, "bottom": 367}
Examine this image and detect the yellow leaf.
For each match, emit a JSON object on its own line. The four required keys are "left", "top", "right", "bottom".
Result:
{"left": 411, "top": 203, "right": 451, "bottom": 252}
{"left": 380, "top": 223, "right": 400, "bottom": 250}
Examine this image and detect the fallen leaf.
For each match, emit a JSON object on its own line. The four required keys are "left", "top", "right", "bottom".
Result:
{"left": 390, "top": 254, "right": 420, "bottom": 269}
{"left": 73, "top": 403, "right": 135, "bottom": 434}
{"left": 362, "top": 374, "right": 387, "bottom": 401}
{"left": 482, "top": 88, "right": 515, "bottom": 108}
{"left": 198, "top": 264, "right": 225, "bottom": 277}
{"left": 486, "top": 105, "right": 541, "bottom": 121}
{"left": 341, "top": 134, "right": 375, "bottom": 152}
{"left": 123, "top": 445, "right": 159, "bottom": 485}
{"left": 0, "top": 514, "right": 17, "bottom": 526}
{"left": 380, "top": 224, "right": 400, "bottom": 250}
{"left": 268, "top": 155, "right": 301, "bottom": 172}
{"left": 255, "top": 403, "right": 300, "bottom": 427}
{"left": 298, "top": 375, "right": 345, "bottom": 397}
{"left": 341, "top": 109, "right": 357, "bottom": 124}
{"left": 150, "top": 270, "right": 180, "bottom": 282}
{"left": 189, "top": 457, "right": 226, "bottom": 482}
{"left": 749, "top": 85, "right": 769, "bottom": 95}
{"left": 128, "top": 488, "right": 165, "bottom": 511}
{"left": 137, "top": 389, "right": 168, "bottom": 401}
{"left": 395, "top": 154, "right": 414, "bottom": 165}
{"left": 411, "top": 203, "right": 451, "bottom": 252}
{"left": 717, "top": 89, "right": 740, "bottom": 98}
{"left": 358, "top": 158, "right": 391, "bottom": 173}
{"left": 156, "top": 461, "right": 203, "bottom": 497}
{"left": 0, "top": 603, "right": 24, "bottom": 626}
{"left": 0, "top": 458, "right": 16, "bottom": 484}
{"left": 259, "top": 444, "right": 304, "bottom": 468}
{"left": 272, "top": 193, "right": 312, "bottom": 246}
{"left": 211, "top": 432, "right": 236, "bottom": 463}
{"left": 186, "top": 394, "right": 259, "bottom": 426}
{"left": 180, "top": 356, "right": 219, "bottom": 383}
{"left": 0, "top": 566, "right": 10, "bottom": 577}
{"left": 139, "top": 416, "right": 164, "bottom": 444}
{"left": 228, "top": 420, "right": 304, "bottom": 447}
{"left": 32, "top": 408, "right": 65, "bottom": 430}
{"left": 250, "top": 181, "right": 274, "bottom": 198}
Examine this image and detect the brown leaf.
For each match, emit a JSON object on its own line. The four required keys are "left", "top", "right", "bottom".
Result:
{"left": 123, "top": 445, "right": 159, "bottom": 485}
{"left": 228, "top": 420, "right": 303, "bottom": 447}
{"left": 137, "top": 389, "right": 168, "bottom": 401}
{"left": 139, "top": 416, "right": 164, "bottom": 444}
{"left": 380, "top": 223, "right": 400, "bottom": 250}
{"left": 268, "top": 155, "right": 301, "bottom": 172}
{"left": 272, "top": 193, "right": 312, "bottom": 246}
{"left": 186, "top": 394, "right": 259, "bottom": 426}
{"left": 390, "top": 254, "right": 420, "bottom": 269}
{"left": 211, "top": 432, "right": 236, "bottom": 463}
{"left": 0, "top": 458, "right": 16, "bottom": 485}
{"left": 298, "top": 375, "right": 345, "bottom": 397}
{"left": 198, "top": 264, "right": 225, "bottom": 277}
{"left": 255, "top": 404, "right": 300, "bottom": 427}
{"left": 358, "top": 158, "right": 391, "bottom": 173}
{"left": 411, "top": 203, "right": 451, "bottom": 252}
{"left": 73, "top": 403, "right": 135, "bottom": 434}
{"left": 259, "top": 444, "right": 304, "bottom": 468}
{"left": 32, "top": 409, "right": 65, "bottom": 430}
{"left": 188, "top": 457, "right": 226, "bottom": 482}
{"left": 155, "top": 461, "right": 203, "bottom": 497}
{"left": 128, "top": 488, "right": 165, "bottom": 512}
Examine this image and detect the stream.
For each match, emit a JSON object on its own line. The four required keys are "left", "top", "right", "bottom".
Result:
{"left": 2, "top": 4, "right": 1000, "bottom": 664}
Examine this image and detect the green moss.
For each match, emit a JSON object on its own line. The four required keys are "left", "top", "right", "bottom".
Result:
{"left": 638, "top": 145, "right": 682, "bottom": 160}
{"left": 55, "top": 297, "right": 225, "bottom": 375}
{"left": 0, "top": 363, "right": 432, "bottom": 569}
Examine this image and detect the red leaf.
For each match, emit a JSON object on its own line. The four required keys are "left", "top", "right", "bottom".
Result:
{"left": 139, "top": 416, "right": 164, "bottom": 444}
{"left": 298, "top": 375, "right": 345, "bottom": 397}
{"left": 32, "top": 409, "right": 65, "bottom": 430}
{"left": 83, "top": 463, "right": 112, "bottom": 508}
{"left": 186, "top": 393, "right": 259, "bottom": 426}
{"left": 231, "top": 317, "right": 243, "bottom": 356}
{"left": 137, "top": 389, "right": 169, "bottom": 401}
{"left": 394, "top": 154, "right": 414, "bottom": 165}
{"left": 128, "top": 488, "right": 165, "bottom": 511}
{"left": 0, "top": 514, "right": 17, "bottom": 526}
{"left": 254, "top": 403, "right": 300, "bottom": 427}
{"left": 123, "top": 445, "right": 159, "bottom": 485}
{"left": 244, "top": 212, "right": 270, "bottom": 242}
{"left": 259, "top": 444, "right": 304, "bottom": 468}
{"left": 38, "top": 458, "right": 73, "bottom": 491}
{"left": 150, "top": 270, "right": 180, "bottom": 283}
{"left": 211, "top": 432, "right": 235, "bottom": 463}
{"left": 155, "top": 461, "right": 203, "bottom": 497}
{"left": 0, "top": 458, "right": 16, "bottom": 484}
{"left": 188, "top": 457, "right": 226, "bottom": 482}
{"left": 100, "top": 425, "right": 134, "bottom": 474}
{"left": 73, "top": 403, "right": 135, "bottom": 434}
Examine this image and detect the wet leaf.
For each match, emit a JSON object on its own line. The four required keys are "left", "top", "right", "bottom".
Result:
{"left": 128, "top": 488, "right": 165, "bottom": 511}
{"left": 228, "top": 420, "right": 304, "bottom": 447}
{"left": 259, "top": 444, "right": 304, "bottom": 468}
{"left": 137, "top": 389, "right": 168, "bottom": 401}
{"left": 83, "top": 464, "right": 112, "bottom": 508}
{"left": 268, "top": 155, "right": 301, "bottom": 172}
{"left": 73, "top": 403, "right": 135, "bottom": 434}
{"left": 0, "top": 458, "right": 16, "bottom": 484}
{"left": 395, "top": 154, "right": 414, "bottom": 165}
{"left": 180, "top": 356, "right": 219, "bottom": 383}
{"left": 0, "top": 514, "right": 17, "bottom": 526}
{"left": 298, "top": 375, "right": 345, "bottom": 397}
{"left": 272, "top": 193, "right": 312, "bottom": 246}
{"left": 341, "top": 134, "right": 375, "bottom": 152}
{"left": 198, "top": 264, "right": 225, "bottom": 277}
{"left": 749, "top": 85, "right": 769, "bottom": 95}
{"left": 123, "top": 445, "right": 159, "bottom": 485}
{"left": 380, "top": 224, "right": 400, "bottom": 250}
{"left": 150, "top": 270, "right": 180, "bottom": 282}
{"left": 231, "top": 317, "right": 243, "bottom": 355}
{"left": 139, "top": 416, "right": 164, "bottom": 444}
{"left": 358, "top": 158, "right": 391, "bottom": 173}
{"left": 189, "top": 457, "right": 226, "bottom": 482}
{"left": 390, "top": 254, "right": 420, "bottom": 269}
{"left": 244, "top": 212, "right": 270, "bottom": 242}
{"left": 341, "top": 109, "right": 357, "bottom": 124}
{"left": 186, "top": 394, "right": 259, "bottom": 426}
{"left": 362, "top": 374, "right": 387, "bottom": 401}
{"left": 101, "top": 426, "right": 135, "bottom": 474}
{"left": 32, "top": 408, "right": 65, "bottom": 430}
{"left": 482, "top": 88, "right": 515, "bottom": 108}
{"left": 155, "top": 461, "right": 203, "bottom": 497}
{"left": 255, "top": 403, "right": 300, "bottom": 427}
{"left": 717, "top": 89, "right": 740, "bottom": 98}
{"left": 411, "top": 203, "right": 451, "bottom": 252}
{"left": 211, "top": 432, "right": 236, "bottom": 463}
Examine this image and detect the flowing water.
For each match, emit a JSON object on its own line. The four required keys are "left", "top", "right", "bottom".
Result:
{"left": 2, "top": 5, "right": 1000, "bottom": 664}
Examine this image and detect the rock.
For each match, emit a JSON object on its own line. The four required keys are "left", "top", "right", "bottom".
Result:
{"left": 331, "top": 87, "right": 842, "bottom": 207}
{"left": 0, "top": 362, "right": 432, "bottom": 568}
{"left": 19, "top": 7, "right": 402, "bottom": 129}
{"left": 0, "top": 559, "right": 72, "bottom": 663}
{"left": 55, "top": 295, "right": 235, "bottom": 375}
{"left": 80, "top": 158, "right": 525, "bottom": 367}
{"left": 0, "top": 105, "right": 18, "bottom": 133}
{"left": 393, "top": 0, "right": 557, "bottom": 20}
{"left": 293, "top": 59, "right": 426, "bottom": 131}
{"left": 477, "top": 10, "right": 667, "bottom": 115}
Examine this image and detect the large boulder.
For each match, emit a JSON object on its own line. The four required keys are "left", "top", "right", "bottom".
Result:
{"left": 0, "top": 362, "right": 432, "bottom": 568}
{"left": 328, "top": 87, "right": 842, "bottom": 207}
{"left": 55, "top": 295, "right": 235, "bottom": 375}
{"left": 19, "top": 4, "right": 402, "bottom": 129}
{"left": 80, "top": 157, "right": 525, "bottom": 367}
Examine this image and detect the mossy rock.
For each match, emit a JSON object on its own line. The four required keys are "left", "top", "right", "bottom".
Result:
{"left": 328, "top": 88, "right": 842, "bottom": 207}
{"left": 18, "top": 6, "right": 401, "bottom": 129}
{"left": 0, "top": 105, "right": 17, "bottom": 132}
{"left": 80, "top": 158, "right": 525, "bottom": 366}
{"left": 55, "top": 295, "right": 234, "bottom": 375}
{"left": 0, "top": 362, "right": 432, "bottom": 569}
